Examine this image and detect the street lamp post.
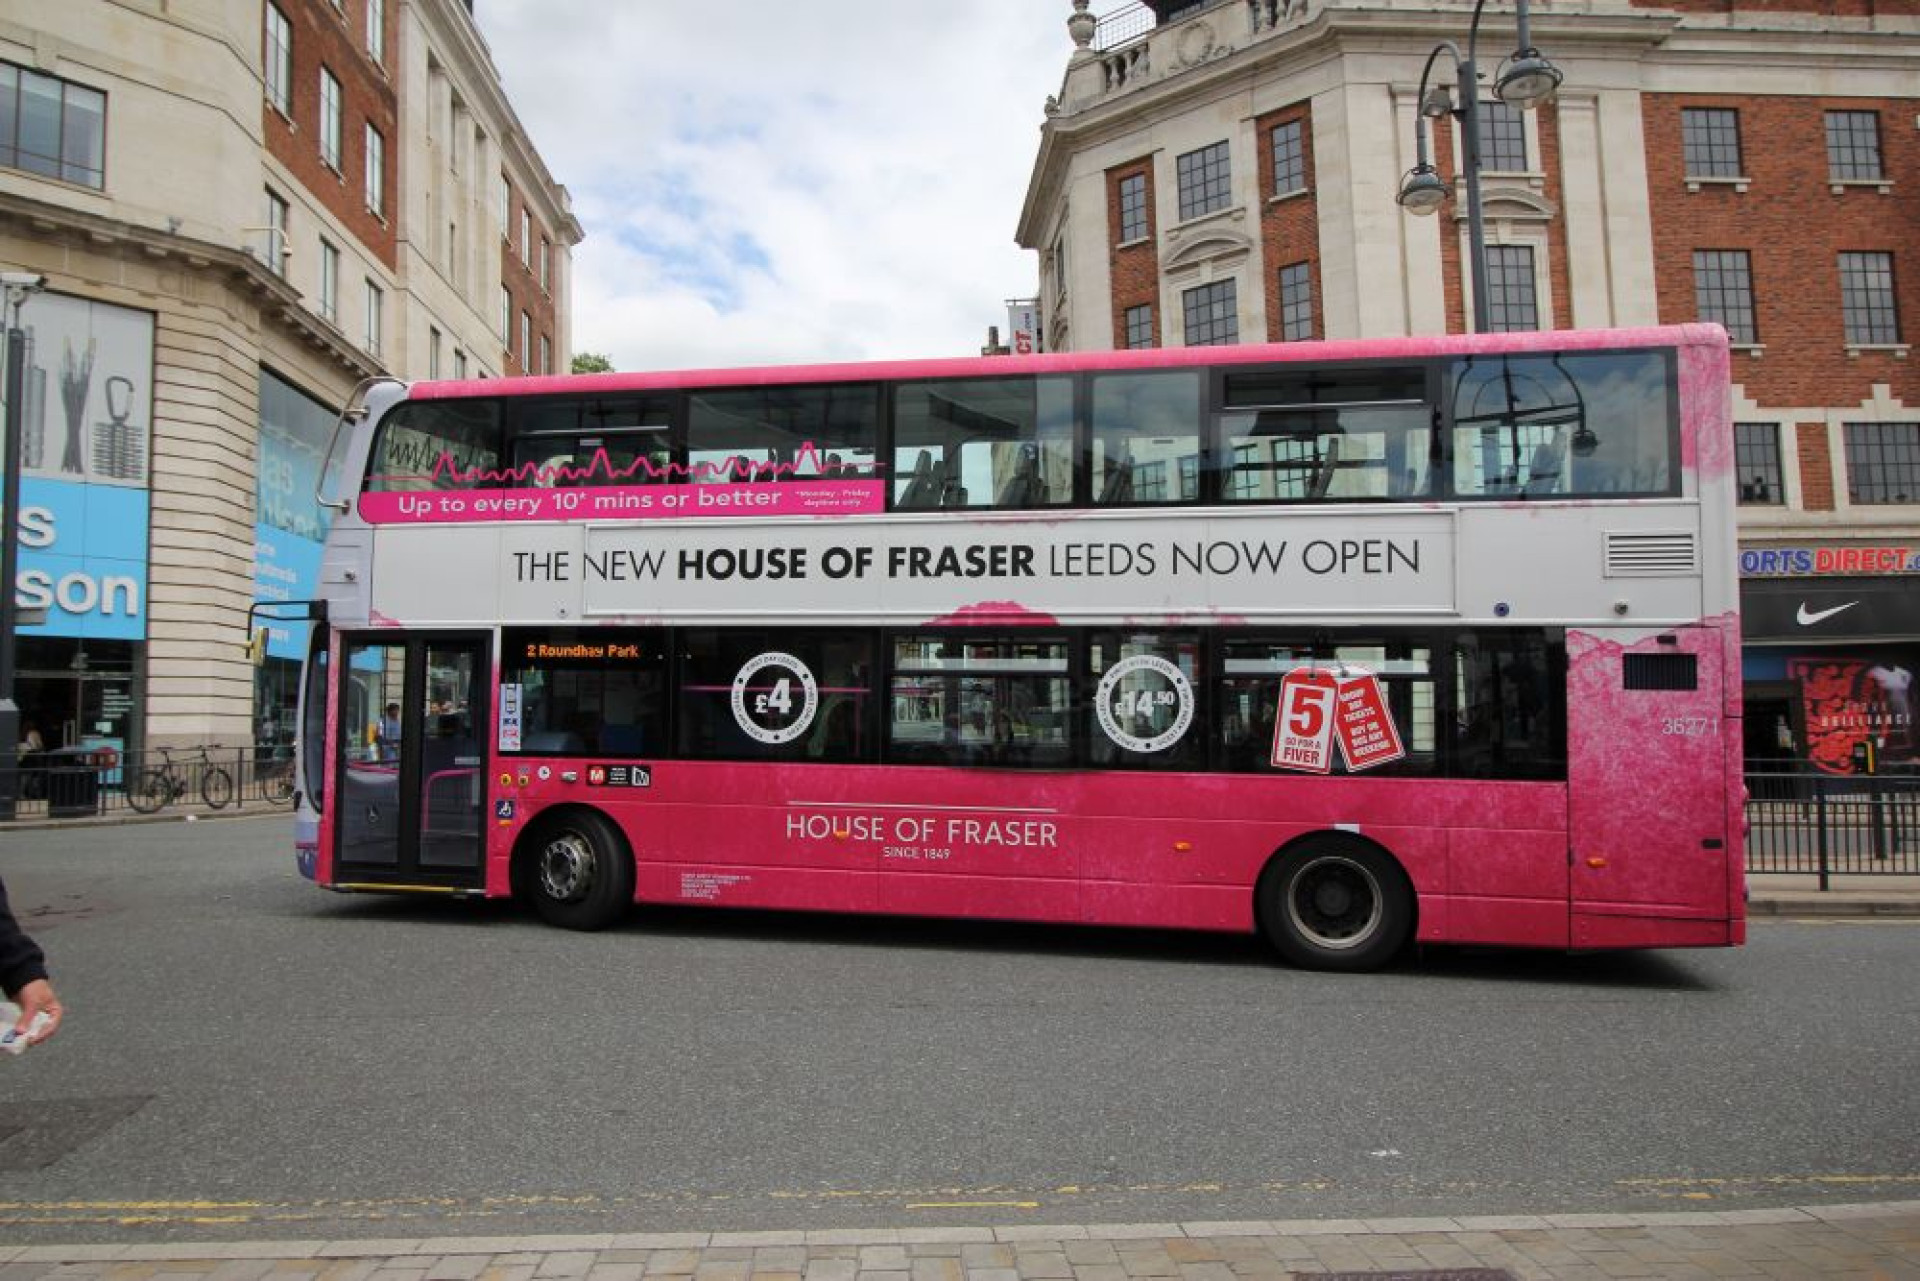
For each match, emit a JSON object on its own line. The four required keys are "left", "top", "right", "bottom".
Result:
{"left": 1396, "top": 0, "right": 1562, "bottom": 334}
{"left": 0, "top": 272, "right": 45, "bottom": 820}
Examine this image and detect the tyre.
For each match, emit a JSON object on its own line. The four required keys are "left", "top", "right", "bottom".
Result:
{"left": 522, "top": 809, "right": 634, "bottom": 930}
{"left": 201, "top": 766, "right": 234, "bottom": 810}
{"left": 264, "top": 769, "right": 296, "bottom": 805}
{"left": 127, "top": 768, "right": 171, "bottom": 814}
{"left": 1257, "top": 838, "right": 1413, "bottom": 972}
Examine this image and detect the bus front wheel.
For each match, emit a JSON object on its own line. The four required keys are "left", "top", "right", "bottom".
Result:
{"left": 1257, "top": 839, "right": 1412, "bottom": 972}
{"left": 522, "top": 810, "right": 634, "bottom": 931}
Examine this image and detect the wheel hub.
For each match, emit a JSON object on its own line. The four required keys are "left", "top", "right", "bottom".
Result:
{"left": 538, "top": 833, "right": 595, "bottom": 903}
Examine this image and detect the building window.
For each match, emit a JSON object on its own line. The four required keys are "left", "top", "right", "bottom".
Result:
{"left": 1735, "top": 423, "right": 1783, "bottom": 506}
{"left": 499, "top": 176, "right": 511, "bottom": 239}
{"left": 500, "top": 286, "right": 511, "bottom": 346}
{"left": 519, "top": 311, "right": 531, "bottom": 366}
{"left": 520, "top": 209, "right": 531, "bottom": 266}
{"left": 1118, "top": 172, "right": 1147, "bottom": 243}
{"left": 1825, "top": 111, "right": 1883, "bottom": 182}
{"left": 1693, "top": 250, "right": 1756, "bottom": 344}
{"left": 0, "top": 62, "right": 107, "bottom": 189}
{"left": 453, "top": 349, "right": 467, "bottom": 379}
{"left": 1124, "top": 303, "right": 1154, "bottom": 349}
{"left": 319, "top": 69, "right": 341, "bottom": 171}
{"left": 1840, "top": 251, "right": 1900, "bottom": 345}
{"left": 264, "top": 188, "right": 289, "bottom": 276}
{"left": 1477, "top": 101, "right": 1527, "bottom": 172}
{"left": 429, "top": 326, "right": 442, "bottom": 379}
{"left": 1182, "top": 279, "right": 1238, "bottom": 346}
{"left": 1175, "top": 140, "right": 1231, "bottom": 221}
{"left": 1271, "top": 119, "right": 1306, "bottom": 196}
{"left": 540, "top": 334, "right": 552, "bottom": 376}
{"left": 540, "top": 238, "right": 551, "bottom": 291}
{"left": 1681, "top": 107, "right": 1742, "bottom": 179}
{"left": 366, "top": 0, "right": 385, "bottom": 62}
{"left": 1844, "top": 423, "right": 1920, "bottom": 505}
{"left": 364, "top": 124, "right": 384, "bottom": 216}
{"left": 318, "top": 240, "right": 339, "bottom": 323}
{"left": 264, "top": 5, "right": 292, "bottom": 115}
{"left": 1278, "top": 262, "right": 1313, "bottom": 341}
{"left": 364, "top": 280, "right": 382, "bottom": 356}
{"left": 1485, "top": 245, "right": 1538, "bottom": 333}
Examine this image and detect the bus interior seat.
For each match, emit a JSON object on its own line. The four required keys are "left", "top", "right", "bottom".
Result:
{"left": 1098, "top": 455, "right": 1135, "bottom": 503}
{"left": 898, "top": 451, "right": 942, "bottom": 507}
{"left": 522, "top": 730, "right": 586, "bottom": 754}
{"left": 995, "top": 446, "right": 1045, "bottom": 506}
{"left": 1307, "top": 437, "right": 1343, "bottom": 499}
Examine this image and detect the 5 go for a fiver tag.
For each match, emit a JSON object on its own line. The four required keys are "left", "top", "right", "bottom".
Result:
{"left": 1271, "top": 666, "right": 1406, "bottom": 773}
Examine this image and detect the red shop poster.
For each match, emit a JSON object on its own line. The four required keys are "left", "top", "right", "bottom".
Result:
{"left": 1272, "top": 667, "right": 1338, "bottom": 773}
{"left": 1333, "top": 667, "right": 1406, "bottom": 771}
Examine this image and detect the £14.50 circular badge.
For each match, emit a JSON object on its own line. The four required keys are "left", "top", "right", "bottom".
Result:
{"left": 731, "top": 651, "right": 819, "bottom": 745}
{"left": 1095, "top": 654, "right": 1194, "bottom": 754}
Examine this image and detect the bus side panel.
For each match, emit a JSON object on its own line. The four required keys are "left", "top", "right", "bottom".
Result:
{"left": 1440, "top": 825, "right": 1571, "bottom": 948}
{"left": 1567, "top": 624, "right": 1737, "bottom": 945}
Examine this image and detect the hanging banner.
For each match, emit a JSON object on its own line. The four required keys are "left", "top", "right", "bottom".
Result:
{"left": 1333, "top": 667, "right": 1407, "bottom": 771}
{"left": 1270, "top": 665, "right": 1406, "bottom": 773}
{"left": 1272, "top": 667, "right": 1338, "bottom": 773}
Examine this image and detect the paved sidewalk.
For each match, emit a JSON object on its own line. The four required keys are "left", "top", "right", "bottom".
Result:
{"left": 1746, "top": 873, "right": 1920, "bottom": 918}
{"left": 1, "top": 1204, "right": 1915, "bottom": 1281}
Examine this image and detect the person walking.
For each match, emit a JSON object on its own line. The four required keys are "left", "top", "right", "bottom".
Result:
{"left": 1, "top": 874, "right": 62, "bottom": 1047}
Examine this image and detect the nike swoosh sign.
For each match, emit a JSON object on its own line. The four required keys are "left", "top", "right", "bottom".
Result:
{"left": 1796, "top": 601, "right": 1859, "bottom": 626}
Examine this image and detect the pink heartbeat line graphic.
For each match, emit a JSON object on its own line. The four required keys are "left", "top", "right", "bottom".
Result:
{"left": 369, "top": 441, "right": 882, "bottom": 488}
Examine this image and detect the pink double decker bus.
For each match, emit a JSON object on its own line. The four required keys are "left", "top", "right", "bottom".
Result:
{"left": 292, "top": 324, "right": 1744, "bottom": 971}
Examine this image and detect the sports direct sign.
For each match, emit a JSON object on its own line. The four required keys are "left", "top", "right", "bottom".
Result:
{"left": 1740, "top": 545, "right": 1920, "bottom": 576}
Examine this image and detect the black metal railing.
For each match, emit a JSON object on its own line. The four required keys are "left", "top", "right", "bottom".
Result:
{"left": 1745, "top": 768, "right": 1920, "bottom": 886}
{"left": 10, "top": 744, "right": 296, "bottom": 820}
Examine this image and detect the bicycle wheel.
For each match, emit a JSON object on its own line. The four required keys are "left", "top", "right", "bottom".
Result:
{"left": 201, "top": 766, "right": 235, "bottom": 810}
{"left": 127, "top": 768, "right": 172, "bottom": 814}
{"left": 264, "top": 768, "right": 295, "bottom": 806}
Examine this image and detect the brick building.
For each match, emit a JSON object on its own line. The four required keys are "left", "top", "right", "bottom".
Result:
{"left": 0, "top": 0, "right": 580, "bottom": 763}
{"left": 1019, "top": 0, "right": 1919, "bottom": 775}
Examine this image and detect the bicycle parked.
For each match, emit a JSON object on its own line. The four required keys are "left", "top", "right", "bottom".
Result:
{"left": 253, "top": 750, "right": 297, "bottom": 806}
{"left": 127, "top": 745, "right": 235, "bottom": 814}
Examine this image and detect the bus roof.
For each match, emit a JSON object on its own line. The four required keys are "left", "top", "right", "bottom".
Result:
{"left": 409, "top": 324, "right": 1730, "bottom": 403}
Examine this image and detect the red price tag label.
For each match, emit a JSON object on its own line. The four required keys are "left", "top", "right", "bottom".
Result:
{"left": 1333, "top": 668, "right": 1406, "bottom": 771}
{"left": 1272, "top": 668, "right": 1338, "bottom": 773}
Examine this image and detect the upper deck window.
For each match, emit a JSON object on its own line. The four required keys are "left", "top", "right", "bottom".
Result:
{"left": 367, "top": 400, "right": 502, "bottom": 491}
{"left": 893, "top": 377, "right": 1072, "bottom": 510}
{"left": 1089, "top": 371, "right": 1202, "bottom": 504}
{"left": 508, "top": 397, "right": 672, "bottom": 486}
{"left": 1219, "top": 366, "right": 1428, "bottom": 502}
{"left": 688, "top": 385, "right": 879, "bottom": 484}
{"left": 1447, "top": 350, "right": 1675, "bottom": 498}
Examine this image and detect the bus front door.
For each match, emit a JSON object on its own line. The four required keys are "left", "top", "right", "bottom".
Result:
{"left": 335, "top": 634, "right": 489, "bottom": 890}
{"left": 1568, "top": 628, "right": 1732, "bottom": 940}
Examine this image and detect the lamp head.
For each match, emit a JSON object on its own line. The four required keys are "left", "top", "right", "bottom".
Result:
{"left": 1496, "top": 50, "right": 1562, "bottom": 108}
{"left": 1571, "top": 424, "right": 1599, "bottom": 458}
{"left": 1397, "top": 165, "right": 1450, "bottom": 214}
{"left": 1419, "top": 85, "right": 1454, "bottom": 119}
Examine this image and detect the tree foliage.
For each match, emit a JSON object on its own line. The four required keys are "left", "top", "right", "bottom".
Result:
{"left": 571, "top": 351, "right": 614, "bottom": 374}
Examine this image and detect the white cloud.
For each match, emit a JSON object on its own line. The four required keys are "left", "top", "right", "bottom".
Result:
{"left": 473, "top": 2, "right": 1121, "bottom": 372}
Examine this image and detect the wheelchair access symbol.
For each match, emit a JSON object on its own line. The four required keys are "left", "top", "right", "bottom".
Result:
{"left": 495, "top": 799, "right": 517, "bottom": 823}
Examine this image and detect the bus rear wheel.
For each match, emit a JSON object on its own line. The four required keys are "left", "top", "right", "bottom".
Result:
{"left": 1258, "top": 839, "right": 1412, "bottom": 972}
{"left": 522, "top": 810, "right": 634, "bottom": 931}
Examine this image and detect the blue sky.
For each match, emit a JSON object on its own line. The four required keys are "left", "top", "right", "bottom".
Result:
{"left": 475, "top": 3, "right": 1132, "bottom": 373}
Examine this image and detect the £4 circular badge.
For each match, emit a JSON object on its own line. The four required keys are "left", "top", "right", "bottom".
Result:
{"left": 1095, "top": 654, "right": 1194, "bottom": 754}
{"left": 731, "top": 651, "right": 819, "bottom": 744}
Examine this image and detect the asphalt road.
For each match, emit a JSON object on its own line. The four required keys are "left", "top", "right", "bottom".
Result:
{"left": 0, "top": 814, "right": 1915, "bottom": 1244}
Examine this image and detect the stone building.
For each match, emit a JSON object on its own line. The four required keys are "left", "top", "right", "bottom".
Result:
{"left": 1019, "top": 0, "right": 1918, "bottom": 774}
{"left": 0, "top": 0, "right": 580, "bottom": 760}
